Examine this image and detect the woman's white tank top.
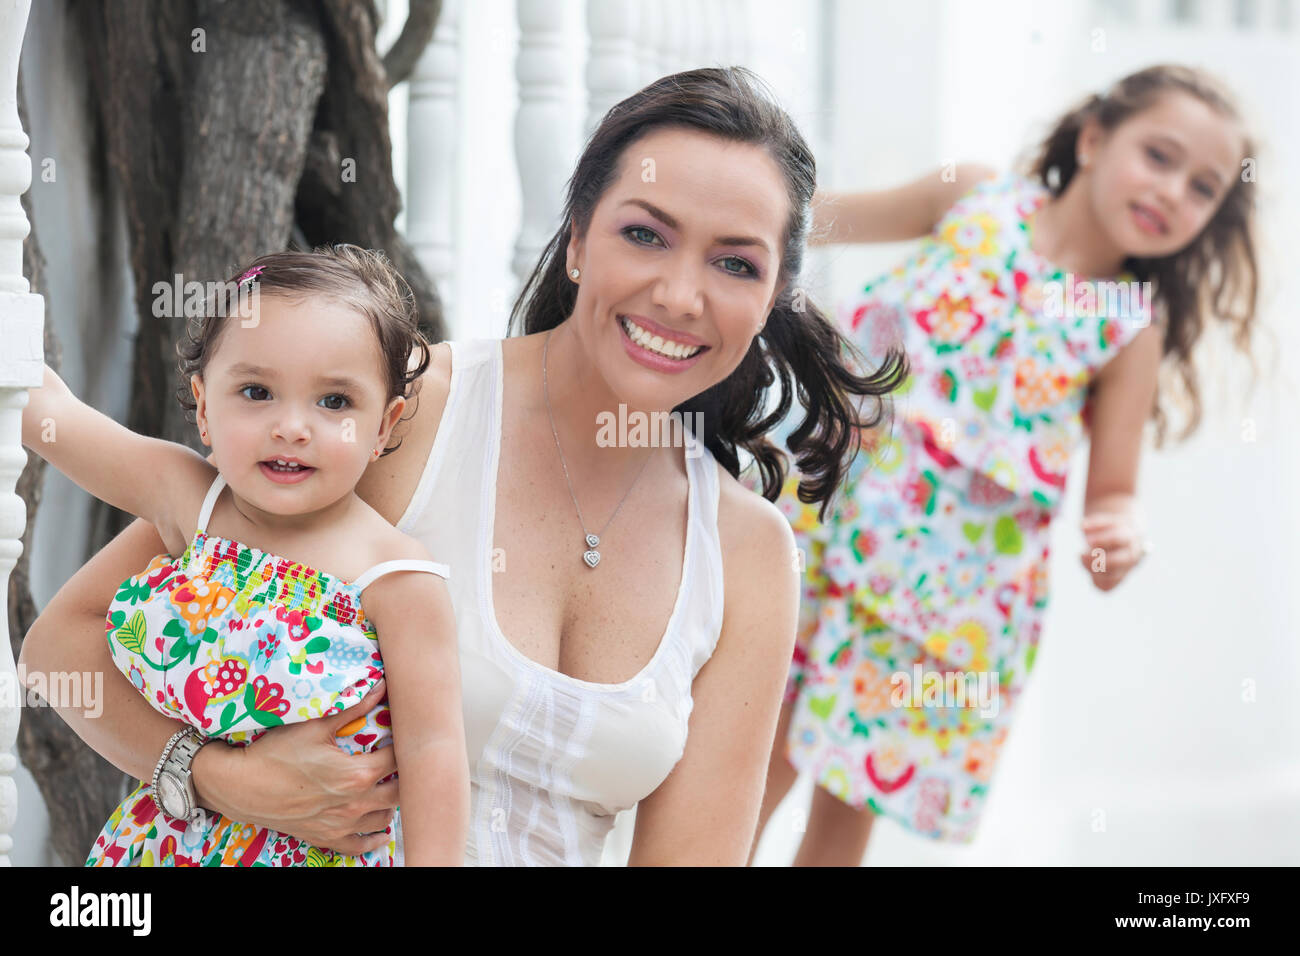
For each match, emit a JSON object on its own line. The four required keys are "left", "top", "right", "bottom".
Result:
{"left": 395, "top": 338, "right": 726, "bottom": 866}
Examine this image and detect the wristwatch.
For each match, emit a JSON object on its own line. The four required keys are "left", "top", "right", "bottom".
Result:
{"left": 151, "top": 726, "right": 210, "bottom": 827}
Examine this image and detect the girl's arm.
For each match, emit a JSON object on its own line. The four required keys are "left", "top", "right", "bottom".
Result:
{"left": 1078, "top": 323, "right": 1163, "bottom": 591}
{"left": 17, "top": 516, "right": 401, "bottom": 855}
{"left": 21, "top": 364, "right": 210, "bottom": 547}
{"left": 362, "top": 547, "right": 469, "bottom": 866}
{"left": 626, "top": 485, "right": 800, "bottom": 865}
{"left": 811, "top": 163, "right": 998, "bottom": 246}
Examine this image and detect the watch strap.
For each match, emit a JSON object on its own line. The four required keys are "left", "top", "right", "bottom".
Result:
{"left": 150, "top": 726, "right": 195, "bottom": 816}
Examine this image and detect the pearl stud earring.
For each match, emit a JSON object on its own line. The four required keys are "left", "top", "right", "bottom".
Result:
{"left": 570, "top": 268, "right": 580, "bottom": 280}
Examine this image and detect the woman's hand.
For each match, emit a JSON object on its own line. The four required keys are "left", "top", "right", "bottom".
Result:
{"left": 1079, "top": 508, "right": 1150, "bottom": 592}
{"left": 193, "top": 679, "right": 401, "bottom": 856}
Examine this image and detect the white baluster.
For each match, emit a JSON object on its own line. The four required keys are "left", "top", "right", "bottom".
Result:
{"left": 585, "top": 0, "right": 639, "bottom": 136}
{"left": 1277, "top": 0, "right": 1294, "bottom": 30}
{"left": 726, "top": 0, "right": 752, "bottom": 65}
{"left": 638, "top": 0, "right": 663, "bottom": 84}
{"left": 1136, "top": 0, "right": 1169, "bottom": 25}
{"left": 657, "top": 1, "right": 684, "bottom": 76}
{"left": 0, "top": 0, "right": 44, "bottom": 869}
{"left": 513, "top": 0, "right": 578, "bottom": 285}
{"left": 683, "top": 1, "right": 710, "bottom": 71}
{"left": 701, "top": 0, "right": 726, "bottom": 67}
{"left": 407, "top": 0, "right": 460, "bottom": 335}
{"left": 1198, "top": 0, "right": 1235, "bottom": 29}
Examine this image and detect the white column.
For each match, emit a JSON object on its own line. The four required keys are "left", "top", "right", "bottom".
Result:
{"left": 584, "top": 0, "right": 639, "bottom": 136}
{"left": 0, "top": 0, "right": 44, "bottom": 869}
{"left": 512, "top": 0, "right": 577, "bottom": 285}
{"left": 407, "top": 0, "right": 461, "bottom": 335}
{"left": 638, "top": 0, "right": 663, "bottom": 84}
{"left": 657, "top": 1, "right": 686, "bottom": 76}
{"left": 683, "top": 1, "right": 711, "bottom": 71}
{"left": 725, "top": 0, "right": 752, "bottom": 65}
{"left": 700, "top": 0, "right": 725, "bottom": 67}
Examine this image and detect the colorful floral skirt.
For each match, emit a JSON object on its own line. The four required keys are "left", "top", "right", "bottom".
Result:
{"left": 85, "top": 703, "right": 395, "bottom": 867}
{"left": 782, "top": 543, "right": 1017, "bottom": 843}
{"left": 775, "top": 419, "right": 1052, "bottom": 843}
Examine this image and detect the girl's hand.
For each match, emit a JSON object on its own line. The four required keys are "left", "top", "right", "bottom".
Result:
{"left": 193, "top": 679, "right": 400, "bottom": 856}
{"left": 1079, "top": 510, "right": 1151, "bottom": 592}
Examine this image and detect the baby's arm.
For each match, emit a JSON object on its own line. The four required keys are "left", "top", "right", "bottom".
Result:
{"left": 811, "top": 163, "right": 998, "bottom": 246}
{"left": 362, "top": 550, "right": 468, "bottom": 866}
{"left": 21, "top": 364, "right": 211, "bottom": 546}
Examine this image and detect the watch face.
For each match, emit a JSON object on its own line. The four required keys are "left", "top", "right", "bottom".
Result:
{"left": 158, "top": 773, "right": 186, "bottom": 817}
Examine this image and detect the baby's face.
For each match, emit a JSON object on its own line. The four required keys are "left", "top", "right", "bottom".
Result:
{"left": 191, "top": 293, "right": 400, "bottom": 520}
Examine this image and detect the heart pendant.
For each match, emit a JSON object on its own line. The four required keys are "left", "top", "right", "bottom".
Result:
{"left": 582, "top": 549, "right": 601, "bottom": 568}
{"left": 585, "top": 534, "right": 599, "bottom": 548}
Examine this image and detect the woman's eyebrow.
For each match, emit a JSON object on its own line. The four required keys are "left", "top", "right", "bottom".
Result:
{"left": 620, "top": 198, "right": 771, "bottom": 252}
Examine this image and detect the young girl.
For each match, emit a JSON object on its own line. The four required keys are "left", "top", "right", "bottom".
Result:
{"left": 752, "top": 64, "right": 1259, "bottom": 862}
{"left": 21, "top": 245, "right": 469, "bottom": 866}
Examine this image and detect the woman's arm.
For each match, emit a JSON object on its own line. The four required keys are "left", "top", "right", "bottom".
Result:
{"left": 21, "top": 364, "right": 211, "bottom": 545}
{"left": 362, "top": 551, "right": 469, "bottom": 866}
{"left": 17, "top": 516, "right": 400, "bottom": 854}
{"left": 626, "top": 485, "right": 800, "bottom": 865}
{"left": 811, "top": 163, "right": 998, "bottom": 246}
{"left": 1078, "top": 323, "right": 1163, "bottom": 591}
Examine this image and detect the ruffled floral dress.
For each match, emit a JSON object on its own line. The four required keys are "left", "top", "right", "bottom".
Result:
{"left": 776, "top": 172, "right": 1149, "bottom": 842}
{"left": 85, "top": 473, "right": 447, "bottom": 866}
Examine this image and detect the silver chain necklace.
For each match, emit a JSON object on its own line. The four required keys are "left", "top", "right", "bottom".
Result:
{"left": 543, "top": 328, "right": 654, "bottom": 569}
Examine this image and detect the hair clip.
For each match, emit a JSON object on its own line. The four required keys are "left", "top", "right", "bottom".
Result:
{"left": 237, "top": 265, "right": 264, "bottom": 286}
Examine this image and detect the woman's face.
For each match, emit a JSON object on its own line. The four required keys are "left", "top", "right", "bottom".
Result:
{"left": 564, "top": 126, "right": 789, "bottom": 412}
{"left": 190, "top": 293, "right": 404, "bottom": 519}
{"left": 1079, "top": 90, "right": 1244, "bottom": 259}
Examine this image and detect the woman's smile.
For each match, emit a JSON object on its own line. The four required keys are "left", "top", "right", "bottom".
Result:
{"left": 617, "top": 313, "right": 710, "bottom": 373}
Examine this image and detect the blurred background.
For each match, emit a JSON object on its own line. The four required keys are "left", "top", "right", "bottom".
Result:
{"left": 8, "top": 0, "right": 1298, "bottom": 865}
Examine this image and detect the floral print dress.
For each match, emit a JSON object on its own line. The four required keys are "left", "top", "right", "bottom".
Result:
{"left": 776, "top": 172, "right": 1149, "bottom": 842}
{"left": 86, "top": 473, "right": 449, "bottom": 866}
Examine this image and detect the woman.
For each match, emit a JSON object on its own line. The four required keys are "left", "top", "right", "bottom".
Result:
{"left": 20, "top": 67, "right": 905, "bottom": 865}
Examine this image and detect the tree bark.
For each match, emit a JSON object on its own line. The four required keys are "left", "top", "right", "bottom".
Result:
{"left": 382, "top": 0, "right": 442, "bottom": 89}
{"left": 298, "top": 0, "right": 444, "bottom": 344}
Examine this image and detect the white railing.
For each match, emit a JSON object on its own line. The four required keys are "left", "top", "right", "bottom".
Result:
{"left": 0, "top": 0, "right": 43, "bottom": 868}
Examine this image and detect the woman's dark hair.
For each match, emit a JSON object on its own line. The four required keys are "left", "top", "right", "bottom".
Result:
{"left": 509, "top": 67, "right": 907, "bottom": 518}
{"left": 1024, "top": 63, "right": 1259, "bottom": 444}
{"left": 176, "top": 244, "right": 431, "bottom": 457}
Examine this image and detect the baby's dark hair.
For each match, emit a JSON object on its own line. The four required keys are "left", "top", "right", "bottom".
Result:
{"left": 176, "top": 244, "right": 432, "bottom": 457}
{"left": 1024, "top": 63, "right": 1259, "bottom": 444}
